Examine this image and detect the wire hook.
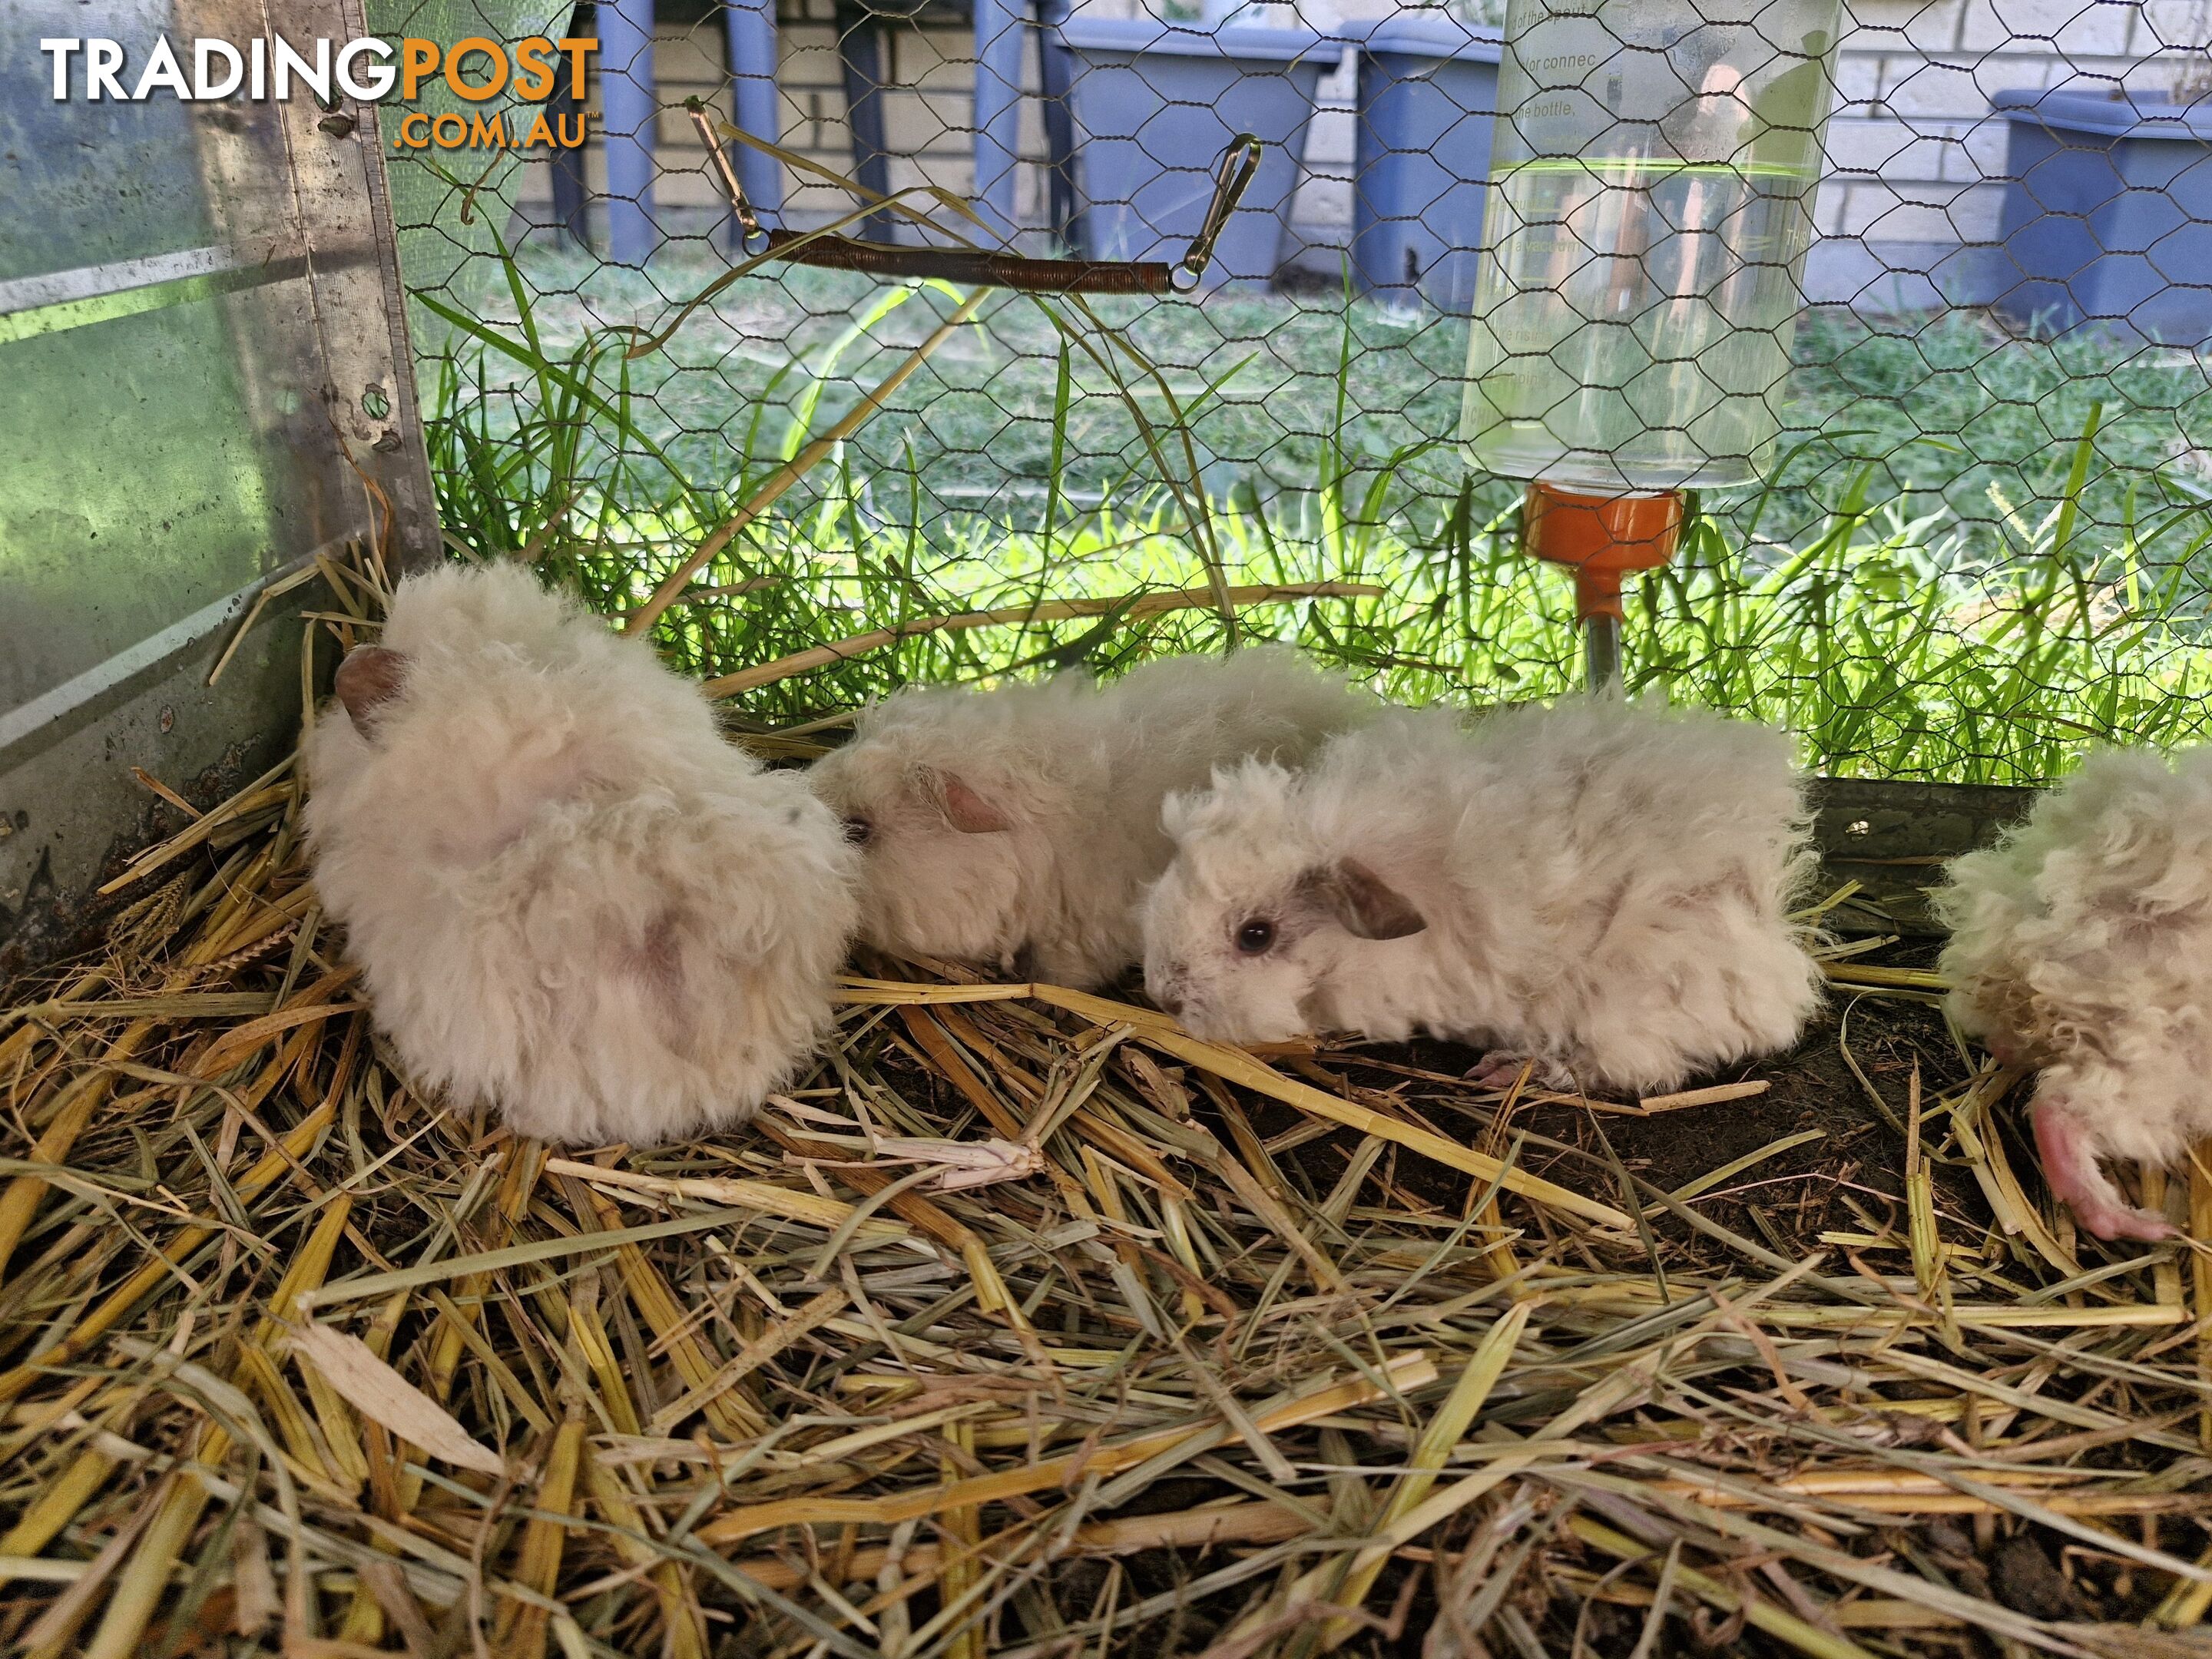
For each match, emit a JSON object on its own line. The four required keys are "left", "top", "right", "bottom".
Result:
{"left": 1175, "top": 134, "right": 1265, "bottom": 292}
{"left": 687, "top": 99, "right": 771, "bottom": 255}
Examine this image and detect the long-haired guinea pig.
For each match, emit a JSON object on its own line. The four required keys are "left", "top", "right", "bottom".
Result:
{"left": 805, "top": 647, "right": 1376, "bottom": 989}
{"left": 303, "top": 563, "right": 859, "bottom": 1147}
{"left": 1142, "top": 697, "right": 1822, "bottom": 1093}
{"left": 1935, "top": 746, "right": 2212, "bottom": 1241}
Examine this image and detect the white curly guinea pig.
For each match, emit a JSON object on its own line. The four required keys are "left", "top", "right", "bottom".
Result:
{"left": 304, "top": 563, "right": 859, "bottom": 1147}
{"left": 1143, "top": 697, "right": 1823, "bottom": 1094}
{"left": 1935, "top": 746, "right": 2212, "bottom": 1242}
{"left": 805, "top": 648, "right": 1376, "bottom": 989}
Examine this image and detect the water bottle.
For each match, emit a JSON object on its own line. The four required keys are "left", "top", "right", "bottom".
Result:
{"left": 1462, "top": 0, "right": 1842, "bottom": 493}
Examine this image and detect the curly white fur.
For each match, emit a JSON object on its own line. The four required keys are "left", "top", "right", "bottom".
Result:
{"left": 806, "top": 649, "right": 1375, "bottom": 988}
{"left": 1143, "top": 697, "right": 1823, "bottom": 1093}
{"left": 304, "top": 564, "right": 859, "bottom": 1146}
{"left": 1935, "top": 747, "right": 2212, "bottom": 1238}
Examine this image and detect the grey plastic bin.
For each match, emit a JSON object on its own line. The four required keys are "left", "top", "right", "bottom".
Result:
{"left": 1992, "top": 85, "right": 2212, "bottom": 345}
{"left": 1349, "top": 14, "right": 1502, "bottom": 310}
{"left": 1056, "top": 18, "right": 1344, "bottom": 289}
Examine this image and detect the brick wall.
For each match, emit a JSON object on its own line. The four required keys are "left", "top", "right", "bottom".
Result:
{"left": 505, "top": 0, "right": 2207, "bottom": 307}
{"left": 1809, "top": 0, "right": 2202, "bottom": 306}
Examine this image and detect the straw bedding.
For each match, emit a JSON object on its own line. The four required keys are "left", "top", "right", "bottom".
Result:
{"left": 2, "top": 578, "right": 2210, "bottom": 1659}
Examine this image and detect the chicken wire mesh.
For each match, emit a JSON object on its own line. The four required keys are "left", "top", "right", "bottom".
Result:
{"left": 370, "top": 0, "right": 2212, "bottom": 781}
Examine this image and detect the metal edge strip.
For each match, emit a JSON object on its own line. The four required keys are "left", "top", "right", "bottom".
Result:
{"left": 0, "top": 245, "right": 313, "bottom": 344}
{"left": 0, "top": 541, "right": 346, "bottom": 760}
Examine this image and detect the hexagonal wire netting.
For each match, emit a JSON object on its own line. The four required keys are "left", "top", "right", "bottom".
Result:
{"left": 370, "top": 0, "right": 2212, "bottom": 783}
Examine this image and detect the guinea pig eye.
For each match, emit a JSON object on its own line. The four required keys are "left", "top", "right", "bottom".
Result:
{"left": 1235, "top": 919, "right": 1276, "bottom": 955}
{"left": 843, "top": 815, "right": 874, "bottom": 848}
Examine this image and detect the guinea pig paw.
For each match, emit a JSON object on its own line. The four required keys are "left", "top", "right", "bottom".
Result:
{"left": 2068, "top": 1197, "right": 2177, "bottom": 1244}
{"left": 2032, "top": 1104, "right": 2177, "bottom": 1243}
{"left": 1466, "top": 1051, "right": 1573, "bottom": 1093}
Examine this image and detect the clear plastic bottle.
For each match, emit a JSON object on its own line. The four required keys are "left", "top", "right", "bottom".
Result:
{"left": 1462, "top": 0, "right": 1842, "bottom": 492}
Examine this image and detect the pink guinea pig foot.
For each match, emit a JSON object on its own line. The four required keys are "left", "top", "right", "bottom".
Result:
{"left": 2032, "top": 1104, "right": 2176, "bottom": 1243}
{"left": 1466, "top": 1051, "right": 1574, "bottom": 1092}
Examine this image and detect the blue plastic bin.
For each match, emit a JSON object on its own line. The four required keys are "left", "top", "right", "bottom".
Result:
{"left": 1056, "top": 18, "right": 1344, "bottom": 289}
{"left": 1992, "top": 85, "right": 2212, "bottom": 345}
{"left": 1349, "top": 14, "right": 1502, "bottom": 310}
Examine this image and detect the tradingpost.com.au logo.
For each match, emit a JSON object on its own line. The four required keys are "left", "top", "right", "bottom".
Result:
{"left": 38, "top": 35, "right": 601, "bottom": 151}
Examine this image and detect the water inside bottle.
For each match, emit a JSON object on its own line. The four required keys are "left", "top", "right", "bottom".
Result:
{"left": 1462, "top": 154, "right": 1819, "bottom": 492}
{"left": 1459, "top": 0, "right": 1840, "bottom": 492}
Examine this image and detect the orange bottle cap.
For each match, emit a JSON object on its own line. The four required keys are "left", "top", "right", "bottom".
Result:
{"left": 1521, "top": 482, "right": 1684, "bottom": 622}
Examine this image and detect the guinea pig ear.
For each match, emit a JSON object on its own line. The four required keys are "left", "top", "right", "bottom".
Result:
{"left": 934, "top": 773, "right": 1012, "bottom": 835}
{"left": 1309, "top": 859, "right": 1426, "bottom": 941}
{"left": 333, "top": 645, "right": 408, "bottom": 737}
